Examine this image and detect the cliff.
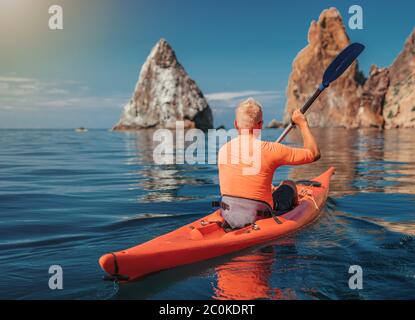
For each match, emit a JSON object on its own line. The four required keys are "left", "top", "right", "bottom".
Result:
{"left": 284, "top": 8, "right": 415, "bottom": 129}
{"left": 113, "top": 39, "right": 213, "bottom": 130}
{"left": 383, "top": 29, "right": 415, "bottom": 128}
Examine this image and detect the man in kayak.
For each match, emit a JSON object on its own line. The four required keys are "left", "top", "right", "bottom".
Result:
{"left": 217, "top": 98, "right": 320, "bottom": 229}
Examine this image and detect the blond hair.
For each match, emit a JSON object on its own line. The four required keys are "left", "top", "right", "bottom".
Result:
{"left": 235, "top": 98, "right": 263, "bottom": 129}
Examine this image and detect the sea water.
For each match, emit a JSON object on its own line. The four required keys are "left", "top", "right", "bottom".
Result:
{"left": 0, "top": 128, "right": 414, "bottom": 299}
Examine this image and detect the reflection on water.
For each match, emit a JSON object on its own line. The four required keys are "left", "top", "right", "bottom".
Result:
{"left": 1, "top": 128, "right": 414, "bottom": 299}
{"left": 213, "top": 242, "right": 301, "bottom": 300}
{"left": 123, "top": 130, "right": 216, "bottom": 202}
{"left": 124, "top": 128, "right": 415, "bottom": 204}
{"left": 213, "top": 249, "right": 275, "bottom": 300}
{"left": 284, "top": 128, "right": 415, "bottom": 196}
{"left": 117, "top": 128, "right": 415, "bottom": 300}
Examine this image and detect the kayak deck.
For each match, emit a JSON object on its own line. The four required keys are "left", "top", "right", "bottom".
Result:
{"left": 99, "top": 167, "right": 335, "bottom": 282}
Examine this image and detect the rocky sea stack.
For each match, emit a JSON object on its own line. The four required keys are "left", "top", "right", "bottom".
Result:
{"left": 284, "top": 8, "right": 415, "bottom": 128}
{"left": 113, "top": 39, "right": 213, "bottom": 131}
{"left": 383, "top": 30, "right": 415, "bottom": 128}
{"left": 266, "top": 119, "right": 284, "bottom": 129}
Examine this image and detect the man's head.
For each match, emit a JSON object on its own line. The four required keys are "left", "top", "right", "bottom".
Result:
{"left": 234, "top": 98, "right": 263, "bottom": 131}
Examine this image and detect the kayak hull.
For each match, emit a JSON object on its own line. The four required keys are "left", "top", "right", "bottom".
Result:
{"left": 99, "top": 167, "right": 335, "bottom": 282}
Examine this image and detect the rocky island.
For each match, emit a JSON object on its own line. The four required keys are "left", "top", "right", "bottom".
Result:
{"left": 266, "top": 119, "right": 284, "bottom": 129}
{"left": 113, "top": 39, "right": 213, "bottom": 131}
{"left": 283, "top": 8, "right": 415, "bottom": 129}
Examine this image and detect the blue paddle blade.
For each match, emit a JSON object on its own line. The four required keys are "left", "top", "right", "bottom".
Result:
{"left": 322, "top": 43, "right": 365, "bottom": 87}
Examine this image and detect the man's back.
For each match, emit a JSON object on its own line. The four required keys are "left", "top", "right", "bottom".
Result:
{"left": 218, "top": 135, "right": 315, "bottom": 206}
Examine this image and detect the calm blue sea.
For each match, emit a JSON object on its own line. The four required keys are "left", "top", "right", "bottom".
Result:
{"left": 0, "top": 128, "right": 414, "bottom": 300}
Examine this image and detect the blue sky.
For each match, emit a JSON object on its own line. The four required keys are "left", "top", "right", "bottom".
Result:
{"left": 0, "top": 0, "right": 414, "bottom": 128}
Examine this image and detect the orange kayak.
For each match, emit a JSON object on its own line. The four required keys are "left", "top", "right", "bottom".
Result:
{"left": 99, "top": 167, "right": 335, "bottom": 282}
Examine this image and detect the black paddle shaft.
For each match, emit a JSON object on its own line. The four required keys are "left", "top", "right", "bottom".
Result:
{"left": 299, "top": 86, "right": 324, "bottom": 114}
{"left": 276, "top": 86, "right": 324, "bottom": 143}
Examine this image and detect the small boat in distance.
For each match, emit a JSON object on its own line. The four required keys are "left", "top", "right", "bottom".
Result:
{"left": 75, "top": 127, "right": 88, "bottom": 133}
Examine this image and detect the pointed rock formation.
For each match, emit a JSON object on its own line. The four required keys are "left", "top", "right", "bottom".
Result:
{"left": 113, "top": 39, "right": 213, "bottom": 130}
{"left": 283, "top": 8, "right": 371, "bottom": 128}
{"left": 284, "top": 8, "right": 415, "bottom": 129}
{"left": 383, "top": 29, "right": 415, "bottom": 128}
{"left": 266, "top": 119, "right": 284, "bottom": 128}
{"left": 357, "top": 65, "right": 389, "bottom": 128}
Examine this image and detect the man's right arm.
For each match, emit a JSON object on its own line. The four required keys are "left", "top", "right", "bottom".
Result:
{"left": 270, "top": 110, "right": 320, "bottom": 166}
{"left": 290, "top": 109, "right": 321, "bottom": 161}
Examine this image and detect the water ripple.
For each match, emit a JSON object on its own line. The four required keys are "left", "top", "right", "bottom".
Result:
{"left": 0, "top": 128, "right": 414, "bottom": 299}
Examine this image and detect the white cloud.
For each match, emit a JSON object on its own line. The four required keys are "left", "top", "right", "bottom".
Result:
{"left": 46, "top": 88, "right": 69, "bottom": 95}
{"left": 0, "top": 105, "right": 15, "bottom": 110}
{"left": 0, "top": 74, "right": 128, "bottom": 110}
{"left": 206, "top": 90, "right": 281, "bottom": 102}
{"left": 38, "top": 96, "right": 126, "bottom": 108}
{"left": 206, "top": 89, "right": 286, "bottom": 127}
{"left": 0, "top": 76, "right": 34, "bottom": 83}
{"left": 205, "top": 90, "right": 283, "bottom": 111}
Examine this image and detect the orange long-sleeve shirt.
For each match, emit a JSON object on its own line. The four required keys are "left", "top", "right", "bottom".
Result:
{"left": 218, "top": 135, "right": 315, "bottom": 207}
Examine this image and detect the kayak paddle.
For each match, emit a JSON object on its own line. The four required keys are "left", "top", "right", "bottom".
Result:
{"left": 276, "top": 42, "right": 365, "bottom": 143}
